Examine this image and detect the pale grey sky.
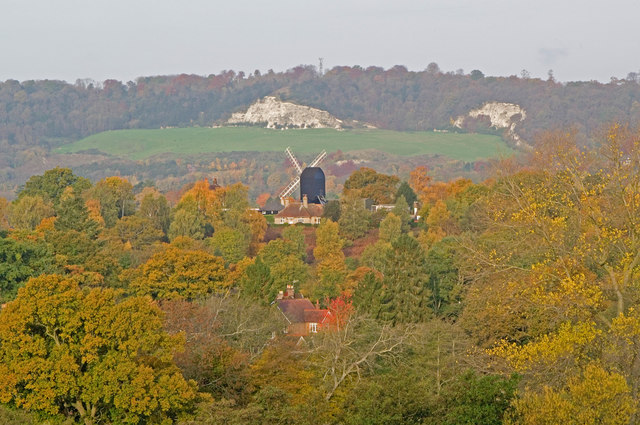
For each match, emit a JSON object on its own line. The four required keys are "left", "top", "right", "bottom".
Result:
{"left": 1, "top": 0, "right": 638, "bottom": 83}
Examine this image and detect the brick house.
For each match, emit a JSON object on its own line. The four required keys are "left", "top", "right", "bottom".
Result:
{"left": 275, "top": 285, "right": 331, "bottom": 336}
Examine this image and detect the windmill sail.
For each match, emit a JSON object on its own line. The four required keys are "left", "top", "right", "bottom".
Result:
{"left": 285, "top": 147, "right": 303, "bottom": 174}
{"left": 309, "top": 150, "right": 327, "bottom": 167}
{"left": 280, "top": 176, "right": 301, "bottom": 199}
{"left": 279, "top": 148, "right": 327, "bottom": 201}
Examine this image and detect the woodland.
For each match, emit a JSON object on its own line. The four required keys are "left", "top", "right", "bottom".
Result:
{"left": 1, "top": 123, "right": 640, "bottom": 424}
{"left": 3, "top": 64, "right": 640, "bottom": 198}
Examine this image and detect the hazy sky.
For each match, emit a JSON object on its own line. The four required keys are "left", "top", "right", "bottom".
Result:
{"left": 1, "top": 0, "right": 638, "bottom": 83}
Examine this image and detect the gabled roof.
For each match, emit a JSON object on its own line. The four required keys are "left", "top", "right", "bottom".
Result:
{"left": 304, "top": 309, "right": 331, "bottom": 324}
{"left": 277, "top": 298, "right": 315, "bottom": 323}
{"left": 276, "top": 202, "right": 323, "bottom": 219}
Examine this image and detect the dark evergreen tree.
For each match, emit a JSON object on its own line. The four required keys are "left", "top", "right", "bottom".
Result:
{"left": 393, "top": 195, "right": 412, "bottom": 232}
{"left": 353, "top": 271, "right": 384, "bottom": 318}
{"left": 379, "top": 234, "right": 431, "bottom": 324}
{"left": 322, "top": 200, "right": 341, "bottom": 222}
{"left": 426, "top": 238, "right": 463, "bottom": 317}
{"left": 54, "top": 195, "right": 99, "bottom": 238}
{"left": 395, "top": 181, "right": 417, "bottom": 207}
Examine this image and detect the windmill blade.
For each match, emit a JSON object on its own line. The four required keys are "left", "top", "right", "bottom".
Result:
{"left": 280, "top": 176, "right": 300, "bottom": 199}
{"left": 309, "top": 150, "right": 327, "bottom": 168}
{"left": 285, "top": 147, "right": 303, "bottom": 175}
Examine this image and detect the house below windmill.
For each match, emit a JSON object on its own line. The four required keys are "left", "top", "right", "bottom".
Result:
{"left": 275, "top": 195, "right": 323, "bottom": 225}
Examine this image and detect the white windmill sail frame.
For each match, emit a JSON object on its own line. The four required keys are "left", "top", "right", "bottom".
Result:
{"left": 279, "top": 147, "right": 327, "bottom": 200}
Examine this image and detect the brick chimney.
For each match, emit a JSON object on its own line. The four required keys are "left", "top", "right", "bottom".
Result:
{"left": 285, "top": 284, "right": 295, "bottom": 299}
{"left": 303, "top": 194, "right": 308, "bottom": 208}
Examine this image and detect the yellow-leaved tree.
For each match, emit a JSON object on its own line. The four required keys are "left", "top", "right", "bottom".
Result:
{"left": 0, "top": 274, "right": 200, "bottom": 425}
{"left": 126, "top": 242, "right": 227, "bottom": 300}
{"left": 312, "top": 219, "right": 347, "bottom": 299}
{"left": 460, "top": 125, "right": 640, "bottom": 423}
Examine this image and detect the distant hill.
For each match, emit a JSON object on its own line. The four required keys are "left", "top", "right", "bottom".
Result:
{"left": 2, "top": 65, "right": 640, "bottom": 197}
{"left": 2, "top": 65, "right": 640, "bottom": 154}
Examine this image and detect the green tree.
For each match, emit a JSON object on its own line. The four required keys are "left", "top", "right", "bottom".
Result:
{"left": 54, "top": 192, "right": 99, "bottom": 238}
{"left": 0, "top": 236, "right": 56, "bottom": 302}
{"left": 8, "top": 195, "right": 54, "bottom": 230}
{"left": 392, "top": 195, "right": 412, "bottom": 232}
{"left": 259, "top": 238, "right": 304, "bottom": 264}
{"left": 218, "top": 183, "right": 250, "bottom": 230}
{"left": 86, "top": 176, "right": 135, "bottom": 227}
{"left": 338, "top": 193, "right": 370, "bottom": 240}
{"left": 322, "top": 200, "right": 341, "bottom": 222}
{"left": 395, "top": 181, "right": 417, "bottom": 207}
{"left": 239, "top": 257, "right": 276, "bottom": 304}
{"left": 343, "top": 168, "right": 399, "bottom": 204}
{"left": 107, "top": 215, "right": 164, "bottom": 251}
{"left": 45, "top": 227, "right": 119, "bottom": 284}
{"left": 19, "top": 167, "right": 91, "bottom": 207}
{"left": 137, "top": 190, "right": 171, "bottom": 235}
{"left": 209, "top": 226, "right": 249, "bottom": 263}
{"left": 282, "top": 225, "right": 306, "bottom": 260}
{"left": 378, "top": 212, "right": 402, "bottom": 242}
{"left": 360, "top": 240, "right": 393, "bottom": 272}
{"left": 426, "top": 238, "right": 463, "bottom": 317}
{"left": 169, "top": 206, "right": 206, "bottom": 241}
{"left": 257, "top": 238, "right": 309, "bottom": 296}
{"left": 470, "top": 69, "right": 484, "bottom": 80}
{"left": 436, "top": 371, "right": 519, "bottom": 425}
{"left": 0, "top": 274, "right": 200, "bottom": 425}
{"left": 352, "top": 271, "right": 384, "bottom": 318}
{"left": 379, "top": 234, "right": 431, "bottom": 324}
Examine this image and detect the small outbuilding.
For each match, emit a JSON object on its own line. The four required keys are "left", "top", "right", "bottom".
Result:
{"left": 260, "top": 198, "right": 285, "bottom": 215}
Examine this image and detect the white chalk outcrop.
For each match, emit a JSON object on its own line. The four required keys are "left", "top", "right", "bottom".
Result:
{"left": 227, "top": 96, "right": 343, "bottom": 129}
{"left": 454, "top": 102, "right": 527, "bottom": 146}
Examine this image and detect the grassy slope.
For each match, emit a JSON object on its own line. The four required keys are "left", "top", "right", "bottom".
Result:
{"left": 55, "top": 127, "right": 514, "bottom": 161}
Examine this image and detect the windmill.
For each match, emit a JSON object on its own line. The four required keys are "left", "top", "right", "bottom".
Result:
{"left": 280, "top": 147, "right": 327, "bottom": 204}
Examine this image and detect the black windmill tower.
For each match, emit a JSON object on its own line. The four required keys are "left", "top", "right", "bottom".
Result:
{"left": 279, "top": 147, "right": 327, "bottom": 205}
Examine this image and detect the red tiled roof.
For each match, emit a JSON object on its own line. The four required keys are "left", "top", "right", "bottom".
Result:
{"left": 277, "top": 298, "right": 315, "bottom": 323}
{"left": 304, "top": 309, "right": 330, "bottom": 323}
{"left": 275, "top": 202, "right": 323, "bottom": 219}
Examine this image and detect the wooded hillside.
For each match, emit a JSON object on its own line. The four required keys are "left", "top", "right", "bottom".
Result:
{"left": 3, "top": 65, "right": 640, "bottom": 152}
{"left": 2, "top": 124, "right": 640, "bottom": 423}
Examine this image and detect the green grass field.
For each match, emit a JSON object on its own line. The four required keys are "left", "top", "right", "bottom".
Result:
{"left": 55, "top": 127, "right": 514, "bottom": 161}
